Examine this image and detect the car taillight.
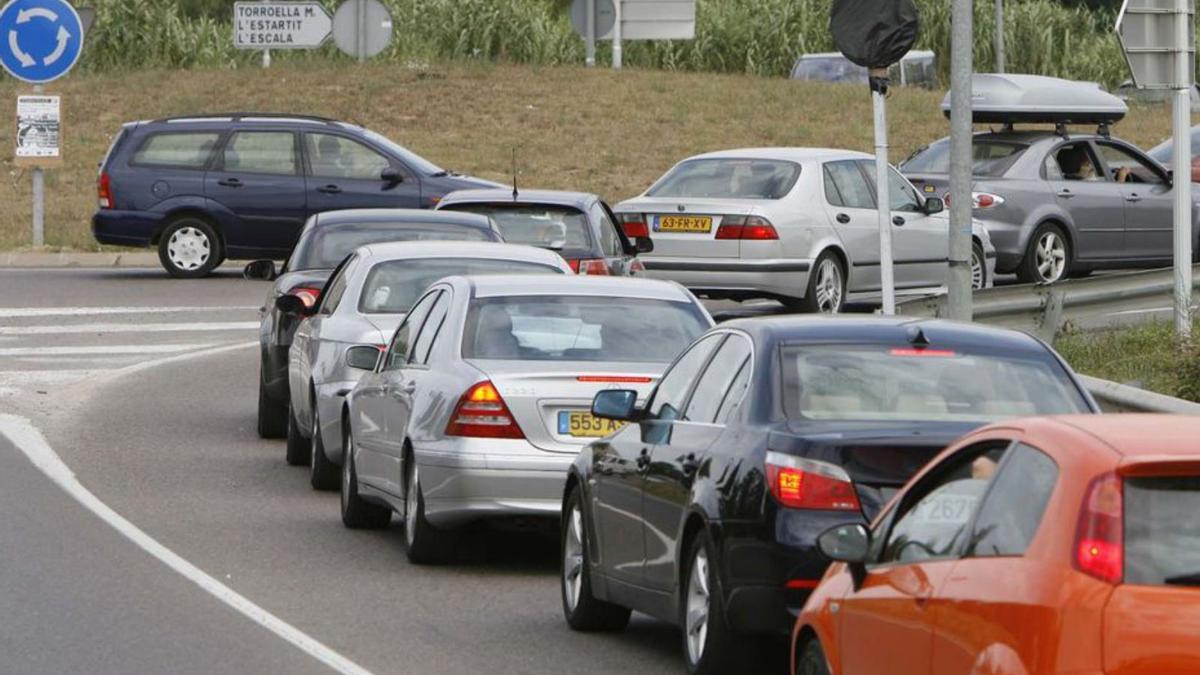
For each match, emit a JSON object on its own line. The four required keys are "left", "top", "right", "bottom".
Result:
{"left": 445, "top": 380, "right": 524, "bottom": 439}
{"left": 715, "top": 216, "right": 779, "bottom": 240}
{"left": 1074, "top": 472, "right": 1123, "bottom": 584}
{"left": 628, "top": 259, "right": 646, "bottom": 274}
{"left": 98, "top": 172, "right": 114, "bottom": 209}
{"left": 289, "top": 286, "right": 323, "bottom": 309}
{"left": 947, "top": 192, "right": 1005, "bottom": 209}
{"left": 764, "top": 452, "right": 860, "bottom": 511}
{"left": 617, "top": 213, "right": 649, "bottom": 239}
{"left": 570, "top": 259, "right": 610, "bottom": 275}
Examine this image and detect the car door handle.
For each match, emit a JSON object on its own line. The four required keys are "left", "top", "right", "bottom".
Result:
{"left": 1057, "top": 188, "right": 1074, "bottom": 198}
{"left": 680, "top": 453, "right": 700, "bottom": 476}
{"left": 835, "top": 213, "right": 851, "bottom": 224}
{"left": 317, "top": 184, "right": 342, "bottom": 194}
{"left": 1125, "top": 194, "right": 1142, "bottom": 203}
{"left": 892, "top": 216, "right": 906, "bottom": 226}
{"left": 217, "top": 178, "right": 243, "bottom": 188}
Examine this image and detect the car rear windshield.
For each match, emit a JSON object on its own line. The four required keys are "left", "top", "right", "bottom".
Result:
{"left": 289, "top": 223, "right": 493, "bottom": 270}
{"left": 646, "top": 159, "right": 801, "bottom": 200}
{"left": 780, "top": 344, "right": 1090, "bottom": 422}
{"left": 1125, "top": 476, "right": 1200, "bottom": 586}
{"left": 463, "top": 296, "right": 710, "bottom": 363}
{"left": 359, "top": 258, "right": 561, "bottom": 314}
{"left": 901, "top": 139, "right": 1027, "bottom": 177}
{"left": 443, "top": 204, "right": 593, "bottom": 256}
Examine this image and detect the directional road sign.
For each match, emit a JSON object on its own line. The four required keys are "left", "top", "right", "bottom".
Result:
{"left": 233, "top": 1, "right": 332, "bottom": 50}
{"left": 1117, "top": 0, "right": 1196, "bottom": 89}
{"left": 0, "top": 0, "right": 84, "bottom": 84}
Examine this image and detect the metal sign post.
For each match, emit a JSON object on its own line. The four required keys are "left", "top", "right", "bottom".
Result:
{"left": 585, "top": 0, "right": 595, "bottom": 66}
{"left": 1117, "top": 0, "right": 1195, "bottom": 337}
{"left": 870, "top": 71, "right": 896, "bottom": 314}
{"left": 612, "top": 0, "right": 622, "bottom": 69}
{"left": 947, "top": 0, "right": 974, "bottom": 321}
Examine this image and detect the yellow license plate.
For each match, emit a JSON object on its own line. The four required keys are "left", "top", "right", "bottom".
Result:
{"left": 655, "top": 215, "right": 712, "bottom": 233}
{"left": 559, "top": 411, "right": 626, "bottom": 438}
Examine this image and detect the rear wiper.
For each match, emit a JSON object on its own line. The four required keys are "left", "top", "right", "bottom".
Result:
{"left": 1164, "top": 572, "right": 1200, "bottom": 586}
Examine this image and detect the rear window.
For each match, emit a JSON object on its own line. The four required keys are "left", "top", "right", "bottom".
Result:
{"left": 358, "top": 258, "right": 562, "bottom": 314}
{"left": 901, "top": 139, "right": 1027, "bottom": 177}
{"left": 289, "top": 223, "right": 495, "bottom": 271}
{"left": 1125, "top": 476, "right": 1200, "bottom": 586}
{"left": 463, "top": 296, "right": 710, "bottom": 363}
{"left": 131, "top": 132, "right": 221, "bottom": 169}
{"left": 444, "top": 204, "right": 593, "bottom": 255}
{"left": 780, "top": 344, "right": 1090, "bottom": 422}
{"left": 646, "top": 159, "right": 801, "bottom": 200}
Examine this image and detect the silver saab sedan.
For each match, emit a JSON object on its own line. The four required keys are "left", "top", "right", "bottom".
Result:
{"left": 340, "top": 275, "right": 714, "bottom": 564}
{"left": 614, "top": 148, "right": 996, "bottom": 313}
{"left": 279, "top": 242, "right": 571, "bottom": 489}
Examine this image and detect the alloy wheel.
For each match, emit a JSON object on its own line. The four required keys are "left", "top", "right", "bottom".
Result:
{"left": 971, "top": 249, "right": 985, "bottom": 289}
{"left": 166, "top": 226, "right": 211, "bottom": 271}
{"left": 685, "top": 549, "right": 711, "bottom": 665}
{"left": 813, "top": 258, "right": 843, "bottom": 313}
{"left": 563, "top": 505, "right": 585, "bottom": 612}
{"left": 1035, "top": 231, "right": 1066, "bottom": 282}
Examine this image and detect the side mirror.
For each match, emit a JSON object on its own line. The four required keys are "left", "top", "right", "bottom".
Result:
{"left": 635, "top": 237, "right": 654, "bottom": 254}
{"left": 381, "top": 167, "right": 403, "bottom": 184}
{"left": 816, "top": 523, "right": 870, "bottom": 564}
{"left": 346, "top": 345, "right": 383, "bottom": 371}
{"left": 275, "top": 293, "right": 315, "bottom": 316}
{"left": 243, "top": 259, "right": 277, "bottom": 281}
{"left": 592, "top": 389, "right": 640, "bottom": 422}
{"left": 923, "top": 197, "right": 945, "bottom": 215}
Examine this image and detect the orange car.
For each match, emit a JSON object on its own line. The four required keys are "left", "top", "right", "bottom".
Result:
{"left": 791, "top": 414, "right": 1200, "bottom": 675}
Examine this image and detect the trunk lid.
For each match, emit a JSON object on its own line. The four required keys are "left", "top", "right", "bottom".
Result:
{"left": 615, "top": 197, "right": 760, "bottom": 259}
{"left": 468, "top": 359, "right": 664, "bottom": 453}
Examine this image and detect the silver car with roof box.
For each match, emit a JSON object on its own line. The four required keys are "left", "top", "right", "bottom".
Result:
{"left": 340, "top": 275, "right": 714, "bottom": 563}
{"left": 279, "top": 241, "right": 571, "bottom": 489}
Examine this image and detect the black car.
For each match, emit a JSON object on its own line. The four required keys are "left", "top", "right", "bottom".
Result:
{"left": 93, "top": 113, "right": 500, "bottom": 278}
{"left": 560, "top": 316, "right": 1099, "bottom": 674}
{"left": 247, "top": 208, "right": 503, "bottom": 438}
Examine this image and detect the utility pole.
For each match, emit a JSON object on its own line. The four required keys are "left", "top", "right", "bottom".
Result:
{"left": 1172, "top": 0, "right": 1193, "bottom": 337}
{"left": 947, "top": 0, "right": 974, "bottom": 321}
{"left": 871, "top": 71, "right": 896, "bottom": 314}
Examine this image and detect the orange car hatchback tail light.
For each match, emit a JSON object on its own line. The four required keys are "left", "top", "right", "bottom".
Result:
{"left": 1074, "top": 472, "right": 1123, "bottom": 584}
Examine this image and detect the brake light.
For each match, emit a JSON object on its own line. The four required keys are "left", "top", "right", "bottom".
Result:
{"left": 445, "top": 380, "right": 524, "bottom": 439}
{"left": 1074, "top": 472, "right": 1123, "bottom": 584}
{"left": 715, "top": 216, "right": 779, "bottom": 240}
{"left": 570, "top": 259, "right": 610, "bottom": 275}
{"left": 288, "top": 285, "right": 323, "bottom": 309}
{"left": 765, "top": 452, "right": 860, "bottom": 511}
{"left": 617, "top": 213, "right": 649, "bottom": 239}
{"left": 889, "top": 348, "right": 956, "bottom": 357}
{"left": 946, "top": 192, "right": 1005, "bottom": 209}
{"left": 576, "top": 375, "right": 653, "bottom": 383}
{"left": 98, "top": 172, "right": 113, "bottom": 209}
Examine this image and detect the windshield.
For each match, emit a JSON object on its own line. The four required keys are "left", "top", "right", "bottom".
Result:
{"left": 358, "top": 258, "right": 562, "bottom": 314}
{"left": 646, "top": 159, "right": 801, "bottom": 200}
{"left": 780, "top": 344, "right": 1090, "bottom": 422}
{"left": 289, "top": 223, "right": 495, "bottom": 271}
{"left": 1148, "top": 127, "right": 1200, "bottom": 164}
{"left": 901, "top": 139, "right": 1027, "bottom": 177}
{"left": 1125, "top": 476, "right": 1200, "bottom": 586}
{"left": 354, "top": 127, "right": 444, "bottom": 176}
{"left": 463, "top": 296, "right": 710, "bottom": 363}
{"left": 443, "top": 204, "right": 593, "bottom": 255}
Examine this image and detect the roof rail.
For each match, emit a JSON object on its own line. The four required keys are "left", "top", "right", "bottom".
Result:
{"left": 153, "top": 112, "right": 339, "bottom": 124}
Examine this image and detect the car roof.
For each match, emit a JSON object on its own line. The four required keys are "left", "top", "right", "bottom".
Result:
{"left": 439, "top": 188, "right": 598, "bottom": 209}
{"left": 717, "top": 315, "right": 1054, "bottom": 354}
{"left": 312, "top": 209, "right": 492, "bottom": 228}
{"left": 684, "top": 147, "right": 872, "bottom": 163}
{"left": 454, "top": 275, "right": 696, "bottom": 301}
{"left": 352, "top": 241, "right": 568, "bottom": 268}
{"left": 1032, "top": 414, "right": 1200, "bottom": 458}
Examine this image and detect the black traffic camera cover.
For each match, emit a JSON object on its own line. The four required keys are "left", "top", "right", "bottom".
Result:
{"left": 830, "top": 0, "right": 920, "bottom": 70}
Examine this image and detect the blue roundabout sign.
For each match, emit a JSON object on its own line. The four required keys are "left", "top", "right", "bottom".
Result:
{"left": 0, "top": 0, "right": 83, "bottom": 84}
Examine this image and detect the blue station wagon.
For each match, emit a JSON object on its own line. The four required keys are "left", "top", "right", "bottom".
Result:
{"left": 93, "top": 113, "right": 499, "bottom": 277}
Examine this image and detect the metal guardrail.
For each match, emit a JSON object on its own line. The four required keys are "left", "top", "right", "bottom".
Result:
{"left": 896, "top": 264, "right": 1200, "bottom": 341}
{"left": 1080, "top": 375, "right": 1200, "bottom": 414}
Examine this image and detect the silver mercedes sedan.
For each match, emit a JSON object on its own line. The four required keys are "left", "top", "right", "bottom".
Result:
{"left": 340, "top": 275, "right": 714, "bottom": 564}
{"left": 281, "top": 242, "right": 572, "bottom": 489}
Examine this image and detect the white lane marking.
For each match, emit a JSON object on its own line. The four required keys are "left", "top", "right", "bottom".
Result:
{"left": 0, "top": 322, "right": 259, "bottom": 336}
{"left": 0, "top": 306, "right": 258, "bottom": 318}
{"left": 0, "top": 409, "right": 372, "bottom": 673}
{"left": 0, "top": 344, "right": 215, "bottom": 357}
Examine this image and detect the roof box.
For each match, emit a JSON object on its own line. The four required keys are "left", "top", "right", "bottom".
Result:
{"left": 941, "top": 74, "right": 1128, "bottom": 125}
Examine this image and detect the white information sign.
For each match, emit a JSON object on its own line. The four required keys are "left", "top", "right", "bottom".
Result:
{"left": 234, "top": 1, "right": 332, "bottom": 49}
{"left": 16, "top": 95, "right": 60, "bottom": 161}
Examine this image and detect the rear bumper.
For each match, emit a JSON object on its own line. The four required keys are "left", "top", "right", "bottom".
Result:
{"left": 640, "top": 257, "right": 813, "bottom": 301}
{"left": 92, "top": 210, "right": 165, "bottom": 248}
{"left": 416, "top": 439, "right": 574, "bottom": 528}
{"left": 978, "top": 219, "right": 1032, "bottom": 273}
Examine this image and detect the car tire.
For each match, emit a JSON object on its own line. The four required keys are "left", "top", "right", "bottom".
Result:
{"left": 682, "top": 531, "right": 747, "bottom": 675}
{"left": 796, "top": 251, "right": 845, "bottom": 314}
{"left": 340, "top": 427, "right": 391, "bottom": 529}
{"left": 158, "top": 217, "right": 221, "bottom": 278}
{"left": 561, "top": 486, "right": 631, "bottom": 632}
{"left": 404, "top": 458, "right": 455, "bottom": 565}
{"left": 971, "top": 240, "right": 987, "bottom": 290}
{"left": 256, "top": 371, "right": 288, "bottom": 439}
{"left": 795, "top": 639, "right": 831, "bottom": 675}
{"left": 1017, "top": 223, "right": 1070, "bottom": 284}
{"left": 285, "top": 403, "right": 310, "bottom": 466}
{"left": 309, "top": 396, "right": 339, "bottom": 491}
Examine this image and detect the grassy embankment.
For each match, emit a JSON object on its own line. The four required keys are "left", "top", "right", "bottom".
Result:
{"left": 0, "top": 61, "right": 1192, "bottom": 251}
{"left": 1056, "top": 323, "right": 1200, "bottom": 402}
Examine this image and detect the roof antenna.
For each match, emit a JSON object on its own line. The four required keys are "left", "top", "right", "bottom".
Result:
{"left": 511, "top": 147, "right": 519, "bottom": 201}
{"left": 906, "top": 325, "right": 931, "bottom": 347}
